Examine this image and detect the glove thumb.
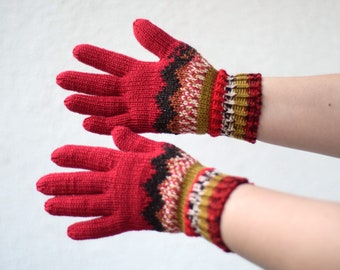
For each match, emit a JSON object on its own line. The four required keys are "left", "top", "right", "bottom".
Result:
{"left": 133, "top": 19, "right": 180, "bottom": 59}
{"left": 112, "top": 126, "right": 163, "bottom": 153}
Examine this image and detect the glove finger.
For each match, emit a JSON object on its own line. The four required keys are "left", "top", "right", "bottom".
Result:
{"left": 133, "top": 19, "right": 180, "bottom": 59}
{"left": 51, "top": 145, "right": 120, "bottom": 171}
{"left": 112, "top": 126, "right": 162, "bottom": 153}
{"left": 67, "top": 216, "right": 145, "bottom": 240}
{"left": 83, "top": 114, "right": 151, "bottom": 135}
{"left": 45, "top": 194, "right": 112, "bottom": 216}
{"left": 73, "top": 44, "right": 138, "bottom": 77}
{"left": 36, "top": 171, "right": 109, "bottom": 196}
{"left": 57, "top": 71, "right": 122, "bottom": 96}
{"left": 64, "top": 94, "right": 127, "bottom": 117}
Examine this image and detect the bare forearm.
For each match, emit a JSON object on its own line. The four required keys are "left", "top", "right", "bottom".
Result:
{"left": 221, "top": 184, "right": 340, "bottom": 270}
{"left": 257, "top": 74, "right": 340, "bottom": 157}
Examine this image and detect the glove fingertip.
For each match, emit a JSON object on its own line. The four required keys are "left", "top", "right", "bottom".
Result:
{"left": 133, "top": 18, "right": 178, "bottom": 59}
{"left": 83, "top": 117, "right": 112, "bottom": 135}
{"left": 56, "top": 72, "right": 66, "bottom": 86}
{"left": 82, "top": 118, "right": 99, "bottom": 134}
{"left": 36, "top": 177, "right": 46, "bottom": 193}
{"left": 111, "top": 126, "right": 135, "bottom": 150}
{"left": 111, "top": 125, "right": 131, "bottom": 140}
{"left": 51, "top": 146, "right": 71, "bottom": 166}
{"left": 133, "top": 18, "right": 150, "bottom": 29}
{"left": 72, "top": 44, "right": 87, "bottom": 59}
{"left": 63, "top": 95, "right": 73, "bottom": 109}
{"left": 67, "top": 226, "right": 81, "bottom": 240}
{"left": 112, "top": 126, "right": 162, "bottom": 153}
{"left": 63, "top": 95, "right": 79, "bottom": 113}
{"left": 56, "top": 71, "right": 79, "bottom": 90}
{"left": 44, "top": 199, "right": 57, "bottom": 215}
{"left": 67, "top": 223, "right": 94, "bottom": 240}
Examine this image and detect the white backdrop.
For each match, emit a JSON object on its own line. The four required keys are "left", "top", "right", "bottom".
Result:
{"left": 1, "top": 0, "right": 340, "bottom": 269}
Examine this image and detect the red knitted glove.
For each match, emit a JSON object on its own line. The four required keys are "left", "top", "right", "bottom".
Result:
{"left": 57, "top": 19, "right": 262, "bottom": 143}
{"left": 37, "top": 126, "right": 249, "bottom": 251}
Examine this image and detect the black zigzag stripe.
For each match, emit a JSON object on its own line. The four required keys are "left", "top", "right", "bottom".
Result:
{"left": 142, "top": 144, "right": 183, "bottom": 231}
{"left": 154, "top": 43, "right": 196, "bottom": 133}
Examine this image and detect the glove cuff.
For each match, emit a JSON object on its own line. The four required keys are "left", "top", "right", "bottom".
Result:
{"left": 178, "top": 163, "right": 249, "bottom": 251}
{"left": 209, "top": 70, "right": 262, "bottom": 143}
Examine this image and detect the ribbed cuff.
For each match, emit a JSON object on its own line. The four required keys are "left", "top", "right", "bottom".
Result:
{"left": 178, "top": 163, "right": 249, "bottom": 252}
{"left": 209, "top": 70, "right": 262, "bottom": 143}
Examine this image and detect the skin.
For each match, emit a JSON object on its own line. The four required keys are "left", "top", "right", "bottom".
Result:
{"left": 257, "top": 74, "right": 340, "bottom": 157}
{"left": 220, "top": 74, "right": 340, "bottom": 269}
{"left": 221, "top": 184, "right": 340, "bottom": 270}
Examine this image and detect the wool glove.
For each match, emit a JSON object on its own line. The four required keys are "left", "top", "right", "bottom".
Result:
{"left": 37, "top": 126, "right": 249, "bottom": 251}
{"left": 57, "top": 19, "right": 262, "bottom": 143}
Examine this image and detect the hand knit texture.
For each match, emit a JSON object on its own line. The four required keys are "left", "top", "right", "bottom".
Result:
{"left": 37, "top": 127, "right": 248, "bottom": 251}
{"left": 57, "top": 19, "right": 262, "bottom": 143}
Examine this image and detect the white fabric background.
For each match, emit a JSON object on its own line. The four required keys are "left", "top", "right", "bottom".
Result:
{"left": 1, "top": 0, "right": 340, "bottom": 269}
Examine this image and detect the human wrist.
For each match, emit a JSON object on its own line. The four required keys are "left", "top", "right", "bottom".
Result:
{"left": 178, "top": 162, "right": 249, "bottom": 251}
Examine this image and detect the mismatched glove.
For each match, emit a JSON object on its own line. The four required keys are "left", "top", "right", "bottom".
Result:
{"left": 37, "top": 127, "right": 249, "bottom": 251}
{"left": 57, "top": 19, "right": 262, "bottom": 143}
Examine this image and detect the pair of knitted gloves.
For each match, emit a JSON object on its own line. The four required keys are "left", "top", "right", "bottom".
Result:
{"left": 37, "top": 19, "right": 262, "bottom": 251}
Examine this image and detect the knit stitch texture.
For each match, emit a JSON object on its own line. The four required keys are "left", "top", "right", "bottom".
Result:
{"left": 37, "top": 127, "right": 249, "bottom": 251}
{"left": 57, "top": 19, "right": 262, "bottom": 143}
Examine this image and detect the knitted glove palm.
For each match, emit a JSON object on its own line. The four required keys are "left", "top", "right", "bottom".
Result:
{"left": 58, "top": 19, "right": 262, "bottom": 143}
{"left": 37, "top": 127, "right": 248, "bottom": 251}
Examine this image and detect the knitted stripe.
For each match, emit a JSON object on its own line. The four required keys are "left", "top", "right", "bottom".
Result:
{"left": 145, "top": 148, "right": 249, "bottom": 251}
{"left": 176, "top": 162, "right": 203, "bottom": 234}
{"left": 169, "top": 52, "right": 212, "bottom": 133}
{"left": 209, "top": 69, "right": 228, "bottom": 137}
{"left": 224, "top": 74, "right": 262, "bottom": 143}
{"left": 142, "top": 144, "right": 184, "bottom": 231}
{"left": 209, "top": 72, "right": 262, "bottom": 143}
{"left": 143, "top": 143, "right": 197, "bottom": 232}
{"left": 178, "top": 165, "right": 249, "bottom": 251}
{"left": 156, "top": 43, "right": 219, "bottom": 134}
{"left": 244, "top": 73, "right": 262, "bottom": 141}
{"left": 223, "top": 74, "right": 248, "bottom": 140}
{"left": 155, "top": 44, "right": 196, "bottom": 133}
{"left": 156, "top": 151, "right": 197, "bottom": 232}
{"left": 196, "top": 67, "right": 218, "bottom": 134}
{"left": 187, "top": 168, "right": 223, "bottom": 239}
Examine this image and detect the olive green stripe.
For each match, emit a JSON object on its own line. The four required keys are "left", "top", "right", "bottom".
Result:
{"left": 177, "top": 162, "right": 204, "bottom": 232}
{"left": 232, "top": 74, "right": 250, "bottom": 139}
{"left": 196, "top": 67, "right": 218, "bottom": 134}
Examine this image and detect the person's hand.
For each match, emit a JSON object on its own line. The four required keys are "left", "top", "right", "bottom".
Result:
{"left": 37, "top": 126, "right": 248, "bottom": 251}
{"left": 57, "top": 19, "right": 262, "bottom": 143}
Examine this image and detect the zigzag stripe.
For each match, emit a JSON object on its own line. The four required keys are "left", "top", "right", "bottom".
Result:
{"left": 154, "top": 44, "right": 196, "bottom": 133}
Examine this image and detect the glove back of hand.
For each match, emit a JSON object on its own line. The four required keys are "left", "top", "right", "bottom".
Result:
{"left": 58, "top": 19, "right": 262, "bottom": 143}
{"left": 37, "top": 127, "right": 248, "bottom": 251}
